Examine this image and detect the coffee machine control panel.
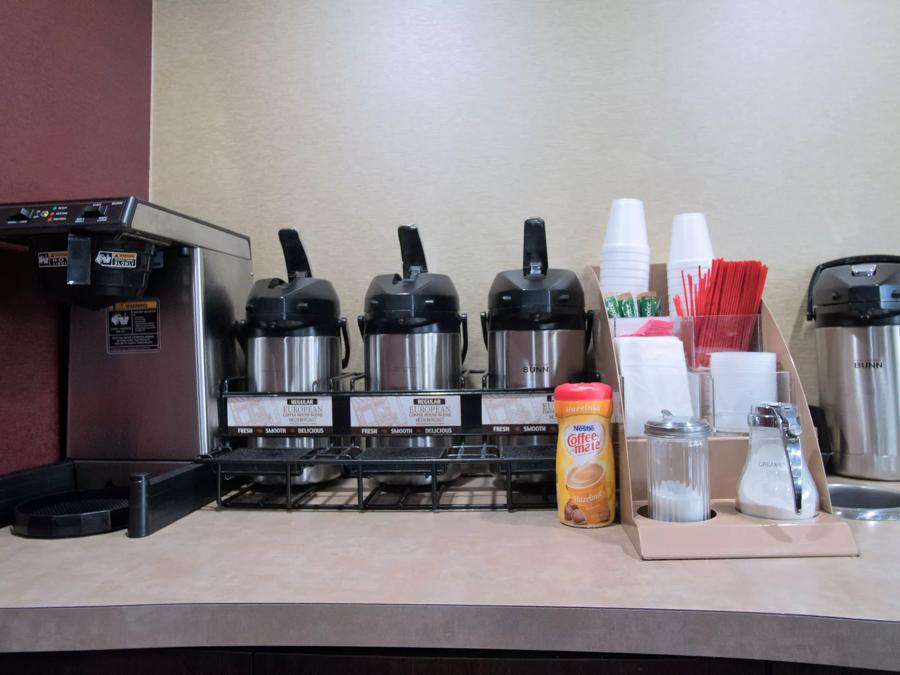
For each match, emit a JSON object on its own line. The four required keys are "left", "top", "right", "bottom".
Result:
{"left": 0, "top": 197, "right": 136, "bottom": 236}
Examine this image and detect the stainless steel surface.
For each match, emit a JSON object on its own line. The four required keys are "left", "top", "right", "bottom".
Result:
{"left": 248, "top": 335, "right": 342, "bottom": 484}
{"left": 488, "top": 329, "right": 585, "bottom": 471}
{"left": 68, "top": 246, "right": 251, "bottom": 460}
{"left": 0, "top": 198, "right": 252, "bottom": 259}
{"left": 749, "top": 403, "right": 804, "bottom": 514}
{"left": 131, "top": 201, "right": 251, "bottom": 259}
{"left": 487, "top": 329, "right": 585, "bottom": 389}
{"left": 816, "top": 325, "right": 900, "bottom": 479}
{"left": 196, "top": 248, "right": 252, "bottom": 455}
{"left": 366, "top": 333, "right": 461, "bottom": 391}
{"left": 365, "top": 332, "right": 462, "bottom": 485}
{"left": 828, "top": 482, "right": 900, "bottom": 520}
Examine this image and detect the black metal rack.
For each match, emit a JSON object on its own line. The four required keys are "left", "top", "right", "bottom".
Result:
{"left": 209, "top": 377, "right": 561, "bottom": 512}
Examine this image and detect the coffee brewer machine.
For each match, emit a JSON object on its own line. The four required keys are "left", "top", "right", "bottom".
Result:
{"left": 358, "top": 225, "right": 467, "bottom": 484}
{"left": 807, "top": 255, "right": 900, "bottom": 480}
{"left": 0, "top": 197, "right": 252, "bottom": 536}
{"left": 481, "top": 218, "right": 593, "bottom": 452}
{"left": 239, "top": 228, "right": 350, "bottom": 484}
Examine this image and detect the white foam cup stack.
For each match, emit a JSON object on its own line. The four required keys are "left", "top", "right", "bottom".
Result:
{"left": 601, "top": 198, "right": 650, "bottom": 297}
{"left": 667, "top": 212, "right": 713, "bottom": 315}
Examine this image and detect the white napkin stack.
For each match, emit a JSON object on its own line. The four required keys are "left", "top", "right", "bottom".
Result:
{"left": 614, "top": 336, "right": 694, "bottom": 437}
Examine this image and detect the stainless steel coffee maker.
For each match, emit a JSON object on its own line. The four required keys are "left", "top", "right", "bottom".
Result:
{"left": 239, "top": 229, "right": 350, "bottom": 484}
{"left": 0, "top": 197, "right": 252, "bottom": 464}
{"left": 358, "top": 225, "right": 467, "bottom": 484}
{"left": 0, "top": 197, "right": 251, "bottom": 537}
{"left": 481, "top": 218, "right": 593, "bottom": 449}
{"left": 807, "top": 255, "right": 900, "bottom": 479}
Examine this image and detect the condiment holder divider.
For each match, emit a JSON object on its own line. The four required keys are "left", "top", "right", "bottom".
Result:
{"left": 690, "top": 369, "right": 794, "bottom": 434}
{"left": 584, "top": 264, "right": 858, "bottom": 560}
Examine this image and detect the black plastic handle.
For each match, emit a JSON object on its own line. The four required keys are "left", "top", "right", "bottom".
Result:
{"left": 806, "top": 255, "right": 900, "bottom": 320}
{"left": 339, "top": 317, "right": 351, "bottom": 369}
{"left": 522, "top": 217, "right": 548, "bottom": 278}
{"left": 278, "top": 228, "right": 312, "bottom": 280}
{"left": 480, "top": 311, "right": 489, "bottom": 348}
{"left": 233, "top": 320, "right": 248, "bottom": 354}
{"left": 460, "top": 313, "right": 469, "bottom": 365}
{"left": 398, "top": 225, "right": 428, "bottom": 280}
{"left": 357, "top": 314, "right": 366, "bottom": 338}
{"left": 66, "top": 234, "right": 92, "bottom": 286}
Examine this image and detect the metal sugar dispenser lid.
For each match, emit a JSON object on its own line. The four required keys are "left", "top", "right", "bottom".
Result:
{"left": 748, "top": 402, "right": 805, "bottom": 514}
{"left": 644, "top": 410, "right": 711, "bottom": 439}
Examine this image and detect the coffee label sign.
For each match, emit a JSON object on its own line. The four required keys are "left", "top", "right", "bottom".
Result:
{"left": 107, "top": 299, "right": 160, "bottom": 353}
{"left": 227, "top": 396, "right": 334, "bottom": 435}
{"left": 350, "top": 395, "right": 462, "bottom": 435}
{"left": 480, "top": 392, "right": 557, "bottom": 434}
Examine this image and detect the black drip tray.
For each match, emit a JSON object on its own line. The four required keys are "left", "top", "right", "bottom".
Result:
{"left": 12, "top": 488, "right": 129, "bottom": 538}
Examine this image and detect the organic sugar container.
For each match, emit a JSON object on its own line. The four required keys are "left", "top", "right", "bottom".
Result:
{"left": 554, "top": 382, "right": 615, "bottom": 527}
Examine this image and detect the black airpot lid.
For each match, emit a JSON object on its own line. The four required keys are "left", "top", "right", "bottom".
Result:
{"left": 362, "top": 225, "right": 459, "bottom": 326}
{"left": 807, "top": 255, "right": 900, "bottom": 327}
{"left": 245, "top": 229, "right": 340, "bottom": 328}
{"left": 487, "top": 218, "right": 585, "bottom": 324}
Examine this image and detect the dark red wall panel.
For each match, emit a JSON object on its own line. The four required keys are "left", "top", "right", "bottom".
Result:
{"left": 0, "top": 244, "right": 65, "bottom": 475}
{"left": 0, "top": 0, "right": 152, "bottom": 473}
{"left": 0, "top": 0, "right": 152, "bottom": 202}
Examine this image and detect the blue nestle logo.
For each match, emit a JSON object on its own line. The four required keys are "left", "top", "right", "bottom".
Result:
{"left": 572, "top": 424, "right": 594, "bottom": 432}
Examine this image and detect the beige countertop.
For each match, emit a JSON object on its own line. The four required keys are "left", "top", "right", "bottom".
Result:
{"left": 1, "top": 501, "right": 899, "bottom": 669}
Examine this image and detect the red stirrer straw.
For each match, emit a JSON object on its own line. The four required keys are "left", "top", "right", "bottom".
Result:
{"left": 684, "top": 258, "right": 768, "bottom": 366}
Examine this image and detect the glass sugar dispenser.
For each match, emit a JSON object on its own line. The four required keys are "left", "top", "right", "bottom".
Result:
{"left": 644, "top": 411, "right": 712, "bottom": 522}
{"left": 736, "top": 402, "right": 818, "bottom": 520}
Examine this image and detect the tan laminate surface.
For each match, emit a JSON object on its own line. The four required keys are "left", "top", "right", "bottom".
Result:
{"left": 0, "top": 506, "right": 897, "bottom": 618}
{"left": 1, "top": 504, "right": 899, "bottom": 668}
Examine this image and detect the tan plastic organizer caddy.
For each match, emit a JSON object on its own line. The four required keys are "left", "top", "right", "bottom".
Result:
{"left": 584, "top": 264, "right": 857, "bottom": 560}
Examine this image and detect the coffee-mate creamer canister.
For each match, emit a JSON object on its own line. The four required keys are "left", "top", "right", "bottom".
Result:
{"left": 554, "top": 382, "right": 615, "bottom": 528}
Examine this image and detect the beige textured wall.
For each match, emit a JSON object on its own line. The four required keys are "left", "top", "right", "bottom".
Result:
{"left": 151, "top": 0, "right": 900, "bottom": 400}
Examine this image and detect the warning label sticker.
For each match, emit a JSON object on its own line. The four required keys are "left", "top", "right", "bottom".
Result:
{"left": 37, "top": 251, "right": 68, "bottom": 268}
{"left": 95, "top": 251, "right": 138, "bottom": 269}
{"left": 107, "top": 299, "right": 160, "bottom": 353}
